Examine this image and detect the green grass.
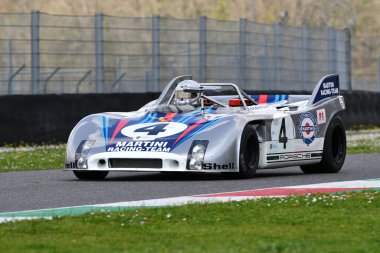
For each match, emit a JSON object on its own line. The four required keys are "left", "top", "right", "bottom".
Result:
{"left": 0, "top": 190, "right": 379, "bottom": 252}
{"left": 347, "top": 143, "right": 380, "bottom": 154}
{"left": 0, "top": 145, "right": 65, "bottom": 172}
{"left": 347, "top": 130, "right": 380, "bottom": 155}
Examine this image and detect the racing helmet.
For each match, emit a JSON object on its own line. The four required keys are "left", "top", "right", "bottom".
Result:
{"left": 174, "top": 80, "right": 200, "bottom": 105}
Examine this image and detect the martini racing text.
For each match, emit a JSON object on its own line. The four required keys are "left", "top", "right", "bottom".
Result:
{"left": 320, "top": 82, "right": 338, "bottom": 96}
{"left": 107, "top": 141, "right": 171, "bottom": 152}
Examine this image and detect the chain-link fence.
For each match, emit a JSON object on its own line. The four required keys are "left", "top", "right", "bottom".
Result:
{"left": 0, "top": 11, "right": 352, "bottom": 95}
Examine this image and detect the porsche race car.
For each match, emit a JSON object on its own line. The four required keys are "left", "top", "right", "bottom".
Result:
{"left": 65, "top": 74, "right": 346, "bottom": 179}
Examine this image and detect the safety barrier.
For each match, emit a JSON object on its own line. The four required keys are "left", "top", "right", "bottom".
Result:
{"left": 0, "top": 91, "right": 378, "bottom": 145}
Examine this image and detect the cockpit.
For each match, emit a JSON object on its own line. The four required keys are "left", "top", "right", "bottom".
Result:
{"left": 148, "top": 76, "right": 257, "bottom": 113}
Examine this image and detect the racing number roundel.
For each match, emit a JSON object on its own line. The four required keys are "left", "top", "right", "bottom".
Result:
{"left": 121, "top": 122, "right": 187, "bottom": 140}
{"left": 298, "top": 112, "right": 317, "bottom": 145}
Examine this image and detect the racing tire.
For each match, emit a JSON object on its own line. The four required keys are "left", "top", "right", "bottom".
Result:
{"left": 73, "top": 170, "right": 109, "bottom": 180}
{"left": 300, "top": 114, "right": 346, "bottom": 174}
{"left": 235, "top": 124, "right": 260, "bottom": 178}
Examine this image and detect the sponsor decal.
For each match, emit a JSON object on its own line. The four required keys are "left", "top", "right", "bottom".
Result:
{"left": 316, "top": 108, "right": 326, "bottom": 124}
{"left": 107, "top": 141, "right": 171, "bottom": 152}
{"left": 279, "top": 153, "right": 311, "bottom": 160}
{"left": 320, "top": 82, "right": 338, "bottom": 96}
{"left": 100, "top": 112, "right": 223, "bottom": 152}
{"left": 298, "top": 112, "right": 318, "bottom": 145}
{"left": 120, "top": 122, "right": 188, "bottom": 141}
{"left": 202, "top": 163, "right": 235, "bottom": 170}
{"left": 267, "top": 152, "right": 322, "bottom": 162}
{"left": 312, "top": 75, "right": 339, "bottom": 104}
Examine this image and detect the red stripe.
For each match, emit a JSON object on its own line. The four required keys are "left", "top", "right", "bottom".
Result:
{"left": 173, "top": 119, "right": 206, "bottom": 145}
{"left": 163, "top": 112, "right": 177, "bottom": 122}
{"left": 257, "top": 95, "right": 268, "bottom": 104}
{"left": 194, "top": 187, "right": 365, "bottom": 197}
{"left": 109, "top": 119, "right": 128, "bottom": 144}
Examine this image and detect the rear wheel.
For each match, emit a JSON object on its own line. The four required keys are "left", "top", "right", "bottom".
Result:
{"left": 300, "top": 115, "right": 346, "bottom": 174}
{"left": 73, "top": 170, "right": 109, "bottom": 180}
{"left": 237, "top": 125, "right": 260, "bottom": 178}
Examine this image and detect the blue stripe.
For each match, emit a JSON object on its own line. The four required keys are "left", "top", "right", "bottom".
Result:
{"left": 146, "top": 113, "right": 158, "bottom": 123}
{"left": 140, "top": 114, "right": 152, "bottom": 123}
{"left": 181, "top": 107, "right": 213, "bottom": 124}
{"left": 274, "top": 95, "right": 280, "bottom": 102}
{"left": 172, "top": 118, "right": 222, "bottom": 150}
{"left": 179, "top": 109, "right": 201, "bottom": 124}
{"left": 99, "top": 116, "right": 106, "bottom": 150}
{"left": 205, "top": 106, "right": 213, "bottom": 112}
{"left": 104, "top": 116, "right": 109, "bottom": 145}
{"left": 280, "top": 95, "right": 285, "bottom": 101}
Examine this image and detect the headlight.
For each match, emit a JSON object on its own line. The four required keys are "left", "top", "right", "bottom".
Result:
{"left": 75, "top": 140, "right": 95, "bottom": 169}
{"left": 189, "top": 158, "right": 202, "bottom": 170}
{"left": 192, "top": 144, "right": 205, "bottom": 160}
{"left": 187, "top": 141, "right": 209, "bottom": 170}
{"left": 77, "top": 157, "right": 88, "bottom": 169}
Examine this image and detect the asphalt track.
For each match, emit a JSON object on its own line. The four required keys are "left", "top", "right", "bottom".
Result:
{"left": 0, "top": 154, "right": 379, "bottom": 213}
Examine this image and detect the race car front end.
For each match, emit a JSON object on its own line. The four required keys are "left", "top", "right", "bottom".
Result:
{"left": 65, "top": 111, "right": 241, "bottom": 175}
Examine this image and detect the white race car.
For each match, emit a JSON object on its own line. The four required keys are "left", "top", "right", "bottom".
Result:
{"left": 65, "top": 74, "right": 346, "bottom": 180}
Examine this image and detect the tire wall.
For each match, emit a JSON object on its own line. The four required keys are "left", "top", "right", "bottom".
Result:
{"left": 0, "top": 91, "right": 378, "bottom": 145}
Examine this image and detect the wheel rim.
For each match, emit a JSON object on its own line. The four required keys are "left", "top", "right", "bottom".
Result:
{"left": 244, "top": 134, "right": 257, "bottom": 167}
{"left": 332, "top": 125, "right": 345, "bottom": 163}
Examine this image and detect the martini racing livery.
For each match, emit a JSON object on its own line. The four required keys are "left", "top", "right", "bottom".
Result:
{"left": 65, "top": 74, "right": 346, "bottom": 180}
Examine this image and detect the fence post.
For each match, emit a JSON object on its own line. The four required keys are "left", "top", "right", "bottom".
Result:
{"left": 187, "top": 41, "right": 192, "bottom": 75}
{"left": 199, "top": 16, "right": 207, "bottom": 82}
{"left": 259, "top": 39, "right": 269, "bottom": 90}
{"left": 301, "top": 25, "right": 309, "bottom": 90}
{"left": 152, "top": 15, "right": 160, "bottom": 92}
{"left": 345, "top": 29, "right": 352, "bottom": 90}
{"left": 239, "top": 18, "right": 247, "bottom": 88}
{"left": 8, "top": 40, "right": 13, "bottom": 94}
{"left": 95, "top": 13, "right": 104, "bottom": 93}
{"left": 327, "top": 27, "right": 337, "bottom": 74}
{"left": 274, "top": 23, "right": 281, "bottom": 89}
{"left": 31, "top": 10, "right": 40, "bottom": 94}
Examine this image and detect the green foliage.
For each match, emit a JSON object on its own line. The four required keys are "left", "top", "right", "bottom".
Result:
{"left": 211, "top": 0, "right": 232, "bottom": 20}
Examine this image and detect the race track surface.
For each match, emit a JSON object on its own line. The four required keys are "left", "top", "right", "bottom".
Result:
{"left": 0, "top": 154, "right": 379, "bottom": 213}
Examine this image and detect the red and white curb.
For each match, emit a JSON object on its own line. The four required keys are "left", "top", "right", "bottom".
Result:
{"left": 1, "top": 178, "right": 379, "bottom": 223}
{"left": 98, "top": 178, "right": 380, "bottom": 207}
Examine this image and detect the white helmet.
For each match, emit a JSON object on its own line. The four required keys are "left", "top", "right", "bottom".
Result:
{"left": 174, "top": 80, "right": 200, "bottom": 105}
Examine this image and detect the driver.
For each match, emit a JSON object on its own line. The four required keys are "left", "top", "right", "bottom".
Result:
{"left": 172, "top": 80, "right": 200, "bottom": 112}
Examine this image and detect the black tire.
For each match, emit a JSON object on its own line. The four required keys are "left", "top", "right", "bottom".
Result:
{"left": 237, "top": 124, "right": 260, "bottom": 178}
{"left": 73, "top": 170, "right": 109, "bottom": 180}
{"left": 300, "top": 114, "right": 346, "bottom": 174}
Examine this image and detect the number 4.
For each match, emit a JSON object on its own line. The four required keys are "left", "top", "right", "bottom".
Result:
{"left": 134, "top": 123, "right": 168, "bottom": 135}
{"left": 279, "top": 118, "right": 288, "bottom": 149}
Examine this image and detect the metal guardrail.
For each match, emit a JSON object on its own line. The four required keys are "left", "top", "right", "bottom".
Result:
{"left": 0, "top": 11, "right": 352, "bottom": 94}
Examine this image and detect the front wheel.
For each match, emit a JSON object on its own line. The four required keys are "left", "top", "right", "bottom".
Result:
{"left": 237, "top": 125, "right": 260, "bottom": 178}
{"left": 73, "top": 170, "right": 109, "bottom": 180}
{"left": 300, "top": 114, "right": 346, "bottom": 174}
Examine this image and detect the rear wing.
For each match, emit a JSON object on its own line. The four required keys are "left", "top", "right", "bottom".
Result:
{"left": 308, "top": 74, "right": 339, "bottom": 106}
